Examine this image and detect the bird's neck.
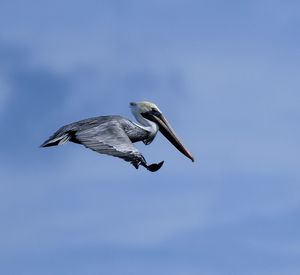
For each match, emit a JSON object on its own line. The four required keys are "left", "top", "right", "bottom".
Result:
{"left": 133, "top": 112, "right": 159, "bottom": 135}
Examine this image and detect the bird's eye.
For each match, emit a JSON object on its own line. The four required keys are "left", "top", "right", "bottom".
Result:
{"left": 151, "top": 108, "right": 161, "bottom": 116}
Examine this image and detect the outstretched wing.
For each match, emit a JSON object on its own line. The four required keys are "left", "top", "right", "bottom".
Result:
{"left": 74, "top": 121, "right": 144, "bottom": 166}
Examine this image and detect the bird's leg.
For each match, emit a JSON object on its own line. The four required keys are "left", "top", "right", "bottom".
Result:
{"left": 132, "top": 156, "right": 164, "bottom": 172}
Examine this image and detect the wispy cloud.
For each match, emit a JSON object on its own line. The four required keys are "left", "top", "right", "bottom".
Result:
{"left": 1, "top": 1, "right": 300, "bottom": 274}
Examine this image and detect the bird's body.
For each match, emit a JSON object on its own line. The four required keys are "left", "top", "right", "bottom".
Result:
{"left": 46, "top": 115, "right": 150, "bottom": 144}
{"left": 41, "top": 101, "right": 194, "bottom": 172}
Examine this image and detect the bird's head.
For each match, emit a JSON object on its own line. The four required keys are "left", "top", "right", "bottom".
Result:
{"left": 130, "top": 101, "right": 161, "bottom": 115}
{"left": 129, "top": 101, "right": 194, "bottom": 162}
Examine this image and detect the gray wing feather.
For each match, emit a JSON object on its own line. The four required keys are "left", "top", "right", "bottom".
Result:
{"left": 75, "top": 121, "right": 143, "bottom": 164}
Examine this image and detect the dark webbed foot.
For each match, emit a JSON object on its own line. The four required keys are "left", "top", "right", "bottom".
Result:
{"left": 132, "top": 157, "right": 164, "bottom": 172}
{"left": 145, "top": 161, "right": 164, "bottom": 172}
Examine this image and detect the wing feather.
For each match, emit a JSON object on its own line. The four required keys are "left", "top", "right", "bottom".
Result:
{"left": 74, "top": 121, "right": 143, "bottom": 164}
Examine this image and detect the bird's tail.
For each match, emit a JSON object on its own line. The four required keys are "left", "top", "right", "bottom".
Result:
{"left": 40, "top": 130, "right": 72, "bottom": 148}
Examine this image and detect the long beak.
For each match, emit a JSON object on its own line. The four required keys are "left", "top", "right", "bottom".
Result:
{"left": 143, "top": 112, "right": 194, "bottom": 162}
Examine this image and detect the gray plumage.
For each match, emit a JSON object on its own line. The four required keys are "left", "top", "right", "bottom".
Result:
{"left": 41, "top": 116, "right": 163, "bottom": 171}
{"left": 41, "top": 101, "right": 194, "bottom": 172}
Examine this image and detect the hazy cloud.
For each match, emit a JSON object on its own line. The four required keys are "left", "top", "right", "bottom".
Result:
{"left": 0, "top": 1, "right": 300, "bottom": 275}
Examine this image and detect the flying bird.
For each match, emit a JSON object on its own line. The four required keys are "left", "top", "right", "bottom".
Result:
{"left": 41, "top": 101, "right": 194, "bottom": 172}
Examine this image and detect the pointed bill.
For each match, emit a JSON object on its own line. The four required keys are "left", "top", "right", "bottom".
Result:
{"left": 143, "top": 112, "right": 194, "bottom": 162}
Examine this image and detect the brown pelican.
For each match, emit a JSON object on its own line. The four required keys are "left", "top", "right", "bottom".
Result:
{"left": 41, "top": 101, "right": 194, "bottom": 172}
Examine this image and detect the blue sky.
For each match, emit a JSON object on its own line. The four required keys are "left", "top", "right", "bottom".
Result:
{"left": 1, "top": 1, "right": 300, "bottom": 274}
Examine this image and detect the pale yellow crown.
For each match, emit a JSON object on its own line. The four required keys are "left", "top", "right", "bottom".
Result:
{"left": 130, "top": 101, "right": 161, "bottom": 113}
{"left": 136, "top": 101, "right": 160, "bottom": 113}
